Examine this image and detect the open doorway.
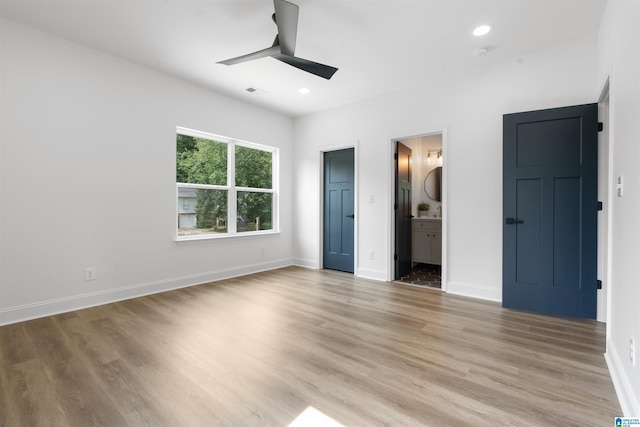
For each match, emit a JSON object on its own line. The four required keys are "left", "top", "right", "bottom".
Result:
{"left": 393, "top": 133, "right": 444, "bottom": 289}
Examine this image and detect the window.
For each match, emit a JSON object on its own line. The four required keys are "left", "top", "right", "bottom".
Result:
{"left": 176, "top": 127, "right": 278, "bottom": 239}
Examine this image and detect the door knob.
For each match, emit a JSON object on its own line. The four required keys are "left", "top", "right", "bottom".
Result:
{"left": 346, "top": 214, "right": 355, "bottom": 218}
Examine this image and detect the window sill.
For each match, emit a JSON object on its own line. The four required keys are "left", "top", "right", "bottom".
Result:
{"left": 174, "top": 230, "right": 280, "bottom": 244}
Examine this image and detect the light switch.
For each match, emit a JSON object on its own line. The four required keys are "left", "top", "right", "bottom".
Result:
{"left": 616, "top": 175, "right": 624, "bottom": 197}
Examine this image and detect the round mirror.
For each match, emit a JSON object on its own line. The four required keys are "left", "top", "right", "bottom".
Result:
{"left": 424, "top": 166, "right": 442, "bottom": 201}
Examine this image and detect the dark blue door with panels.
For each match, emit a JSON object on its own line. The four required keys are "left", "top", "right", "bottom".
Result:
{"left": 323, "top": 148, "right": 354, "bottom": 273}
{"left": 503, "top": 103, "right": 598, "bottom": 318}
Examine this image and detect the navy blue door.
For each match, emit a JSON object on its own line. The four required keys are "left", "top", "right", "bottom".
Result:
{"left": 503, "top": 103, "right": 598, "bottom": 318}
{"left": 323, "top": 149, "right": 354, "bottom": 273}
{"left": 395, "top": 142, "right": 412, "bottom": 279}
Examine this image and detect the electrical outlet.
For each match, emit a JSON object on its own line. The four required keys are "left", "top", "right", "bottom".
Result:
{"left": 367, "top": 250, "right": 374, "bottom": 260}
{"left": 85, "top": 267, "right": 96, "bottom": 281}
{"left": 630, "top": 338, "right": 636, "bottom": 366}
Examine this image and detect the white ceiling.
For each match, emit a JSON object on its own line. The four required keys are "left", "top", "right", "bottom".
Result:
{"left": 0, "top": 0, "right": 606, "bottom": 117}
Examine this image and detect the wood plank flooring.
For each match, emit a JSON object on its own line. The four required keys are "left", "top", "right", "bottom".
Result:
{"left": 0, "top": 267, "right": 621, "bottom": 426}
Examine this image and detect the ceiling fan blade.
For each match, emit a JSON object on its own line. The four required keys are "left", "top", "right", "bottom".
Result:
{"left": 218, "top": 45, "right": 281, "bottom": 66}
{"left": 273, "top": 0, "right": 298, "bottom": 56}
{"left": 274, "top": 54, "right": 338, "bottom": 80}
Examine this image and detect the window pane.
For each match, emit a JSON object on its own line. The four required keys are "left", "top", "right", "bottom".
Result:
{"left": 178, "top": 187, "right": 227, "bottom": 236}
{"left": 237, "top": 192, "right": 272, "bottom": 232}
{"left": 235, "top": 146, "right": 272, "bottom": 188}
{"left": 177, "top": 134, "right": 227, "bottom": 185}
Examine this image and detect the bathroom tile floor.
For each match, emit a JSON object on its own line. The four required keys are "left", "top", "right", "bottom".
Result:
{"left": 399, "top": 263, "right": 441, "bottom": 289}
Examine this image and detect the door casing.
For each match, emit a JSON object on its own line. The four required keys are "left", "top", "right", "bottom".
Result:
{"left": 598, "top": 77, "right": 611, "bottom": 325}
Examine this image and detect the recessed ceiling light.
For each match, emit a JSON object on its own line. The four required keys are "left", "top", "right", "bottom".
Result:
{"left": 473, "top": 25, "right": 492, "bottom": 37}
{"left": 299, "top": 88, "right": 310, "bottom": 95}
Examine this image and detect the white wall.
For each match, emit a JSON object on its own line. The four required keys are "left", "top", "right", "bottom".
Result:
{"left": 0, "top": 19, "right": 294, "bottom": 325}
{"left": 293, "top": 36, "right": 597, "bottom": 295}
{"left": 598, "top": 0, "right": 640, "bottom": 416}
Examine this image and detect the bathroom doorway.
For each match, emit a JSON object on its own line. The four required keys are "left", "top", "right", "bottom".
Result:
{"left": 392, "top": 133, "right": 444, "bottom": 289}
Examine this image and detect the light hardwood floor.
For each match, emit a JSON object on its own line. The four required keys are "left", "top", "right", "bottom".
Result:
{"left": 1, "top": 267, "right": 621, "bottom": 426}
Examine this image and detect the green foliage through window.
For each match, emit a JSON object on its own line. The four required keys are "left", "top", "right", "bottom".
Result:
{"left": 237, "top": 192, "right": 273, "bottom": 232}
{"left": 177, "top": 134, "right": 227, "bottom": 186}
{"left": 235, "top": 145, "right": 272, "bottom": 188}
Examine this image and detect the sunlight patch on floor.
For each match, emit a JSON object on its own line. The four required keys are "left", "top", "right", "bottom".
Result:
{"left": 288, "top": 406, "right": 345, "bottom": 427}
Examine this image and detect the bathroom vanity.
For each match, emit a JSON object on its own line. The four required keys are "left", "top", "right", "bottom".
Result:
{"left": 412, "top": 218, "right": 442, "bottom": 265}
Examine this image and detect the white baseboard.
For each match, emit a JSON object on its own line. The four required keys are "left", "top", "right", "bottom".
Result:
{"left": 605, "top": 338, "right": 640, "bottom": 417}
{"left": 356, "top": 267, "right": 387, "bottom": 282}
{"left": 446, "top": 281, "right": 502, "bottom": 302}
{"left": 291, "top": 261, "right": 386, "bottom": 282}
{"left": 0, "top": 258, "right": 294, "bottom": 326}
{"left": 292, "top": 257, "right": 319, "bottom": 269}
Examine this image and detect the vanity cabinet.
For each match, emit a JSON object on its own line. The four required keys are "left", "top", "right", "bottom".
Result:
{"left": 412, "top": 218, "right": 442, "bottom": 265}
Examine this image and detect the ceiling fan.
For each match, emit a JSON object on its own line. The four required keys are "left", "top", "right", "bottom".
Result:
{"left": 217, "top": 0, "right": 338, "bottom": 80}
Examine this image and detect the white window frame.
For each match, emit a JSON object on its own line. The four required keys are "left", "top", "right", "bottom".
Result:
{"left": 175, "top": 126, "right": 279, "bottom": 241}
